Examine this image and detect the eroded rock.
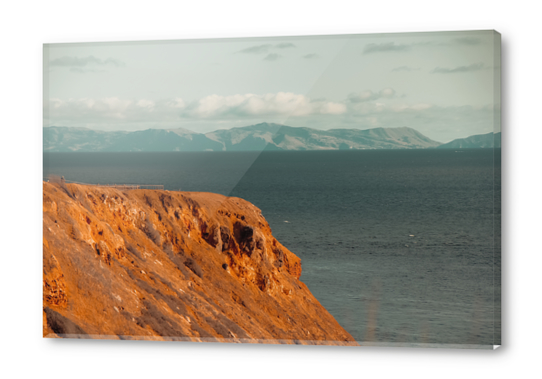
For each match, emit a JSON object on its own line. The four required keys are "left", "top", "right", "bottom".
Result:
{"left": 42, "top": 182, "right": 357, "bottom": 345}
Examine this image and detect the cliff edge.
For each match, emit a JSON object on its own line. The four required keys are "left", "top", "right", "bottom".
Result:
{"left": 43, "top": 182, "right": 357, "bottom": 345}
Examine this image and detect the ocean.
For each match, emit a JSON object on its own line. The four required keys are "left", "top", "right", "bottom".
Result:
{"left": 43, "top": 149, "right": 501, "bottom": 347}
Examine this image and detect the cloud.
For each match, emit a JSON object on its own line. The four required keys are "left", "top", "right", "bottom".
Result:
{"left": 392, "top": 65, "right": 420, "bottom": 72}
{"left": 302, "top": 53, "right": 318, "bottom": 59}
{"left": 69, "top": 67, "right": 107, "bottom": 74}
{"left": 379, "top": 88, "right": 396, "bottom": 97}
{"left": 263, "top": 53, "right": 282, "bottom": 61}
{"left": 431, "top": 63, "right": 486, "bottom": 74}
{"left": 184, "top": 93, "right": 346, "bottom": 118}
{"left": 346, "top": 102, "right": 435, "bottom": 117}
{"left": 452, "top": 37, "right": 482, "bottom": 45}
{"left": 237, "top": 44, "right": 273, "bottom": 54}
{"left": 362, "top": 37, "right": 484, "bottom": 56}
{"left": 49, "top": 55, "right": 125, "bottom": 68}
{"left": 237, "top": 43, "right": 297, "bottom": 55}
{"left": 347, "top": 88, "right": 397, "bottom": 103}
{"left": 47, "top": 97, "right": 157, "bottom": 121}
{"left": 275, "top": 42, "right": 296, "bottom": 49}
{"left": 45, "top": 93, "right": 347, "bottom": 124}
{"left": 363, "top": 42, "right": 410, "bottom": 54}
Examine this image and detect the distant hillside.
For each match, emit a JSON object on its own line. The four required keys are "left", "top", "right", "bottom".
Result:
{"left": 43, "top": 127, "right": 222, "bottom": 152}
{"left": 206, "top": 123, "right": 440, "bottom": 151}
{"left": 437, "top": 132, "right": 501, "bottom": 149}
{"left": 44, "top": 123, "right": 441, "bottom": 152}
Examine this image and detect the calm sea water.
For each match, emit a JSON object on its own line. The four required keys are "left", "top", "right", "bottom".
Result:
{"left": 44, "top": 149, "right": 501, "bottom": 347}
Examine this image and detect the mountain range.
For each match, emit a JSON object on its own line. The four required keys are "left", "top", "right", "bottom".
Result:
{"left": 437, "top": 131, "right": 501, "bottom": 149}
{"left": 43, "top": 123, "right": 500, "bottom": 152}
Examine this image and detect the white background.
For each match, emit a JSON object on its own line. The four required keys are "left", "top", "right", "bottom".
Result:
{"left": 1, "top": 1, "right": 539, "bottom": 378}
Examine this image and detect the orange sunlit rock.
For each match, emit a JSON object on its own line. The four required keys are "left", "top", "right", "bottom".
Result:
{"left": 43, "top": 182, "right": 357, "bottom": 345}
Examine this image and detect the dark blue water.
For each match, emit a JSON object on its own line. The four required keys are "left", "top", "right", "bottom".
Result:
{"left": 44, "top": 149, "right": 501, "bottom": 347}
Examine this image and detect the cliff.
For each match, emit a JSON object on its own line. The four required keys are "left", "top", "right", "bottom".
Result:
{"left": 43, "top": 182, "right": 357, "bottom": 345}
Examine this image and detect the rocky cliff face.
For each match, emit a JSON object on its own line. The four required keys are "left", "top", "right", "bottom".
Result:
{"left": 43, "top": 182, "right": 357, "bottom": 345}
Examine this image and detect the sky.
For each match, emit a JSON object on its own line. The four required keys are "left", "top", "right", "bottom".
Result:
{"left": 44, "top": 30, "right": 500, "bottom": 143}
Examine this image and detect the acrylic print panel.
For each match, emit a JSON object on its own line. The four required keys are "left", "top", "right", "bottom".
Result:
{"left": 43, "top": 30, "right": 501, "bottom": 349}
